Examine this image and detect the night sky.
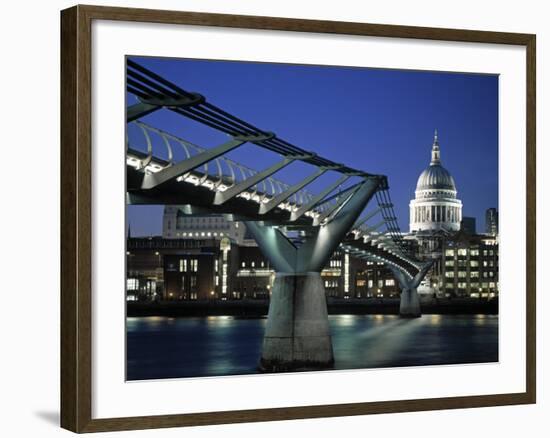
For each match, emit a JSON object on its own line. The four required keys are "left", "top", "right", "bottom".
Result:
{"left": 127, "top": 56, "right": 498, "bottom": 236}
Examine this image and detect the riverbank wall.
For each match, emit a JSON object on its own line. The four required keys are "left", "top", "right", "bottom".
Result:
{"left": 127, "top": 297, "right": 498, "bottom": 317}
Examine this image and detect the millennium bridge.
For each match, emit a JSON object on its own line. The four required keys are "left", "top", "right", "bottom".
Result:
{"left": 126, "top": 60, "right": 434, "bottom": 371}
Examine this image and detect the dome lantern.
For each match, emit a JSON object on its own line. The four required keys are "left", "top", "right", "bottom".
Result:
{"left": 430, "top": 129, "right": 441, "bottom": 165}
{"left": 415, "top": 130, "right": 456, "bottom": 192}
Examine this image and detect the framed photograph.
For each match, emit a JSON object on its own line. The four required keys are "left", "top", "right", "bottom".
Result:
{"left": 60, "top": 4, "right": 536, "bottom": 433}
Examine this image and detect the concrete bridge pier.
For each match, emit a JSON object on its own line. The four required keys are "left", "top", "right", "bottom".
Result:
{"left": 390, "top": 260, "right": 435, "bottom": 318}
{"left": 399, "top": 286, "right": 422, "bottom": 318}
{"left": 245, "top": 177, "right": 381, "bottom": 372}
{"left": 260, "top": 272, "right": 333, "bottom": 371}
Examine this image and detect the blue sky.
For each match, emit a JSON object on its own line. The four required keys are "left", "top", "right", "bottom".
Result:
{"left": 127, "top": 56, "right": 498, "bottom": 236}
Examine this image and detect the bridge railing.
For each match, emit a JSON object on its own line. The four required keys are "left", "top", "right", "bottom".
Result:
{"left": 126, "top": 121, "right": 370, "bottom": 220}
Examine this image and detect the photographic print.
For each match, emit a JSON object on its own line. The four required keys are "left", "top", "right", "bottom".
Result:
{"left": 125, "top": 56, "right": 499, "bottom": 381}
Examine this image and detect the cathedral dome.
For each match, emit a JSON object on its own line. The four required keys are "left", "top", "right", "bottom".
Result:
{"left": 409, "top": 130, "right": 463, "bottom": 234}
{"left": 416, "top": 164, "right": 456, "bottom": 191}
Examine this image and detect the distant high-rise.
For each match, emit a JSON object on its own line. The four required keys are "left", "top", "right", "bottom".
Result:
{"left": 485, "top": 208, "right": 499, "bottom": 235}
{"left": 460, "top": 217, "right": 476, "bottom": 235}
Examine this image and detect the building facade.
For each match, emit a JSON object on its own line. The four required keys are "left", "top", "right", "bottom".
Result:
{"left": 126, "top": 235, "right": 402, "bottom": 302}
{"left": 126, "top": 237, "right": 165, "bottom": 301}
{"left": 127, "top": 236, "right": 240, "bottom": 301}
{"left": 163, "top": 207, "right": 247, "bottom": 244}
{"left": 441, "top": 232, "right": 499, "bottom": 298}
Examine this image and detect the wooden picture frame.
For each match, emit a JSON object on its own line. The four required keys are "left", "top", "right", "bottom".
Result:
{"left": 60, "top": 4, "right": 536, "bottom": 433}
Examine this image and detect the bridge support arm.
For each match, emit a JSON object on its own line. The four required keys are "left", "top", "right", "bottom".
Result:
{"left": 389, "top": 260, "right": 435, "bottom": 318}
{"left": 298, "top": 177, "right": 381, "bottom": 272}
{"left": 259, "top": 167, "right": 327, "bottom": 215}
{"left": 290, "top": 175, "right": 350, "bottom": 222}
{"left": 213, "top": 156, "right": 294, "bottom": 205}
{"left": 242, "top": 222, "right": 297, "bottom": 273}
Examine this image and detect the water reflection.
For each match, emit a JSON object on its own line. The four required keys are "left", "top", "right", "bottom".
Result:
{"left": 126, "top": 314, "right": 498, "bottom": 380}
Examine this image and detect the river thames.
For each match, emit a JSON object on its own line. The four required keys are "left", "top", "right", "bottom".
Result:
{"left": 126, "top": 314, "right": 498, "bottom": 380}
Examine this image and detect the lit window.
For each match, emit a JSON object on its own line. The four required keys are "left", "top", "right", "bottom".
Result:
{"left": 385, "top": 279, "right": 395, "bottom": 286}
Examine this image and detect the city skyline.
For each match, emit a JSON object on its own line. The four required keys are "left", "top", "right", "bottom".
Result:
{"left": 127, "top": 56, "right": 498, "bottom": 236}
